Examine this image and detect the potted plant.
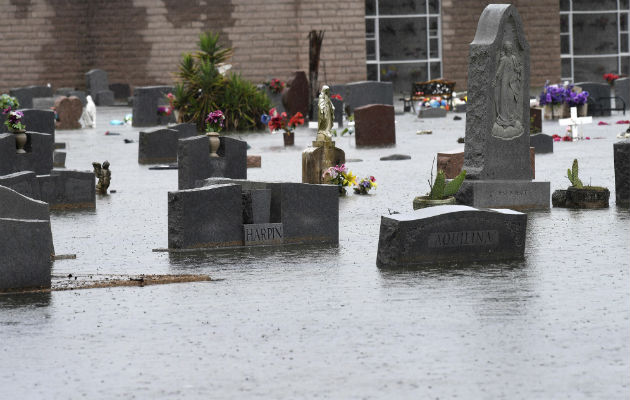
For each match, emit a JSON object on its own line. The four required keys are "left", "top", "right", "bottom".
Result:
{"left": 322, "top": 164, "right": 356, "bottom": 195}
{"left": 263, "top": 108, "right": 304, "bottom": 146}
{"left": 413, "top": 164, "right": 466, "bottom": 210}
{"left": 539, "top": 82, "right": 568, "bottom": 119}
{"left": 552, "top": 159, "right": 609, "bottom": 208}
{"left": 354, "top": 176, "right": 377, "bottom": 195}
{"left": 4, "top": 110, "right": 27, "bottom": 153}
{"left": 205, "top": 110, "right": 225, "bottom": 157}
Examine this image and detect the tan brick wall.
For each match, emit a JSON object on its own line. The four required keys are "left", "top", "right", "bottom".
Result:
{"left": 0, "top": 0, "right": 365, "bottom": 93}
{"left": 441, "top": 0, "right": 561, "bottom": 92}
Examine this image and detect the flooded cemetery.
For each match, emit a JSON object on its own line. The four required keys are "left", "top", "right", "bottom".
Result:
{"left": 1, "top": 3, "right": 629, "bottom": 399}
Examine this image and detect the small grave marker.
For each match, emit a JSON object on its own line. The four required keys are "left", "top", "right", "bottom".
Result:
{"left": 559, "top": 106, "right": 592, "bottom": 140}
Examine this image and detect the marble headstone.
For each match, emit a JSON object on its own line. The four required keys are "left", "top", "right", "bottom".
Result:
{"left": 456, "top": 4, "right": 549, "bottom": 210}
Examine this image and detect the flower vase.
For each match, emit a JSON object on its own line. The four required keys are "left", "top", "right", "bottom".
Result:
{"left": 206, "top": 131, "right": 220, "bottom": 157}
{"left": 283, "top": 131, "right": 294, "bottom": 146}
{"left": 12, "top": 130, "right": 27, "bottom": 153}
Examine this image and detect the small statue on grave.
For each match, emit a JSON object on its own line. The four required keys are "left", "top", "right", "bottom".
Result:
{"left": 317, "top": 85, "right": 334, "bottom": 142}
{"left": 92, "top": 160, "right": 111, "bottom": 194}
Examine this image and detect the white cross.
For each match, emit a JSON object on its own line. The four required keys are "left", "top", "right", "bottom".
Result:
{"left": 559, "top": 107, "right": 592, "bottom": 140}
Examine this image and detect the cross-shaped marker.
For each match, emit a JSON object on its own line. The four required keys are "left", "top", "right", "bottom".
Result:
{"left": 559, "top": 106, "right": 592, "bottom": 140}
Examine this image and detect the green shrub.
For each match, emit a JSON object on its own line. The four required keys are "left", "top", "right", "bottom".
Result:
{"left": 172, "top": 32, "right": 270, "bottom": 132}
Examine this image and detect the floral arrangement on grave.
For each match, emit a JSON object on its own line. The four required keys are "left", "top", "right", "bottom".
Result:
{"left": 354, "top": 176, "right": 377, "bottom": 195}
{"left": 565, "top": 87, "right": 589, "bottom": 107}
{"left": 157, "top": 93, "right": 175, "bottom": 117}
{"left": 0, "top": 94, "right": 19, "bottom": 114}
{"left": 552, "top": 159, "right": 609, "bottom": 208}
{"left": 268, "top": 78, "right": 285, "bottom": 94}
{"left": 330, "top": 93, "right": 343, "bottom": 101}
{"left": 4, "top": 110, "right": 25, "bottom": 132}
{"left": 603, "top": 73, "right": 619, "bottom": 86}
{"left": 538, "top": 83, "right": 568, "bottom": 106}
{"left": 171, "top": 31, "right": 270, "bottom": 131}
{"left": 205, "top": 110, "right": 225, "bottom": 133}
{"left": 264, "top": 108, "right": 304, "bottom": 136}
{"left": 322, "top": 164, "right": 357, "bottom": 195}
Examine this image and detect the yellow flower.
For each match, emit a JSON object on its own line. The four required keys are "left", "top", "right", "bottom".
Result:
{"left": 347, "top": 171, "right": 357, "bottom": 186}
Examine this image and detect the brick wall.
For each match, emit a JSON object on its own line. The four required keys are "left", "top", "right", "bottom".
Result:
{"left": 0, "top": 0, "right": 366, "bottom": 93}
{"left": 441, "top": 0, "right": 561, "bottom": 92}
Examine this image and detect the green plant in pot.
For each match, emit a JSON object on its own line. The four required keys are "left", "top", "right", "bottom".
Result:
{"left": 552, "top": 159, "right": 610, "bottom": 208}
{"left": 413, "top": 164, "right": 466, "bottom": 210}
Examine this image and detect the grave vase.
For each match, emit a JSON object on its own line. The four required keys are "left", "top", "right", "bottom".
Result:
{"left": 206, "top": 131, "right": 220, "bottom": 157}
{"left": 544, "top": 103, "right": 567, "bottom": 120}
{"left": 283, "top": 131, "right": 294, "bottom": 146}
{"left": 12, "top": 130, "right": 27, "bottom": 154}
{"left": 412, "top": 195, "right": 456, "bottom": 210}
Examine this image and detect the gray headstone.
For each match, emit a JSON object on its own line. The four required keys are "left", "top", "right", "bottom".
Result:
{"left": 613, "top": 77, "right": 629, "bottom": 110}
{"left": 575, "top": 82, "right": 612, "bottom": 116}
{"left": 0, "top": 218, "right": 53, "bottom": 291}
{"left": 177, "top": 135, "right": 247, "bottom": 190}
{"left": 132, "top": 85, "right": 173, "bottom": 127}
{"left": 169, "top": 123, "right": 198, "bottom": 138}
{"left": 168, "top": 183, "right": 244, "bottom": 249}
{"left": 109, "top": 83, "right": 131, "bottom": 101}
{"left": 418, "top": 108, "right": 447, "bottom": 118}
{"left": 0, "top": 171, "right": 41, "bottom": 199}
{"left": 376, "top": 205, "right": 527, "bottom": 268}
{"left": 38, "top": 170, "right": 96, "bottom": 210}
{"left": 19, "top": 109, "right": 56, "bottom": 142}
{"left": 32, "top": 97, "right": 56, "bottom": 110}
{"left": 456, "top": 4, "right": 549, "bottom": 210}
{"left": 614, "top": 141, "right": 630, "bottom": 207}
{"left": 138, "top": 128, "right": 180, "bottom": 164}
{"left": 242, "top": 189, "right": 271, "bottom": 224}
{"left": 529, "top": 133, "right": 553, "bottom": 154}
{"left": 85, "top": 69, "right": 114, "bottom": 106}
{"left": 9, "top": 85, "right": 53, "bottom": 109}
{"left": 342, "top": 81, "right": 394, "bottom": 114}
{"left": 200, "top": 178, "right": 340, "bottom": 246}
{"left": 0, "top": 131, "right": 54, "bottom": 176}
{"left": 0, "top": 184, "right": 49, "bottom": 221}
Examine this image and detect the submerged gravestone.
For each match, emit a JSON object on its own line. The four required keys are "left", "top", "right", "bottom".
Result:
{"left": 0, "top": 185, "right": 53, "bottom": 291}
{"left": 575, "top": 82, "right": 611, "bottom": 116}
{"left": 177, "top": 135, "right": 247, "bottom": 189}
{"left": 376, "top": 205, "right": 527, "bottom": 268}
{"left": 138, "top": 124, "right": 196, "bottom": 164}
{"left": 132, "top": 86, "right": 173, "bottom": 127}
{"left": 9, "top": 85, "right": 53, "bottom": 109}
{"left": 455, "top": 4, "right": 549, "bottom": 210}
{"left": 614, "top": 141, "right": 630, "bottom": 207}
{"left": 333, "top": 81, "right": 394, "bottom": 115}
{"left": 19, "top": 109, "right": 56, "bottom": 143}
{"left": 85, "top": 69, "right": 114, "bottom": 106}
{"left": 354, "top": 104, "right": 396, "bottom": 146}
{"left": 615, "top": 77, "right": 629, "bottom": 110}
{"left": 282, "top": 71, "right": 310, "bottom": 117}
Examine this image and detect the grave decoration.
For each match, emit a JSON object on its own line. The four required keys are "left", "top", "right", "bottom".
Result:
{"left": 354, "top": 176, "right": 377, "bottom": 195}
{"left": 614, "top": 141, "right": 630, "bottom": 207}
{"left": 205, "top": 110, "right": 226, "bottom": 156}
{"left": 171, "top": 32, "right": 269, "bottom": 131}
{"left": 0, "top": 185, "right": 53, "bottom": 292}
{"left": 603, "top": 73, "right": 619, "bottom": 86}
{"left": 455, "top": 4, "right": 550, "bottom": 210}
{"left": 80, "top": 95, "right": 96, "bottom": 128}
{"left": 92, "top": 161, "right": 111, "bottom": 194}
{"left": 559, "top": 106, "right": 592, "bottom": 141}
{"left": 167, "top": 178, "right": 338, "bottom": 250}
{"left": 0, "top": 94, "right": 19, "bottom": 114}
{"left": 322, "top": 164, "right": 356, "bottom": 195}
{"left": 302, "top": 86, "right": 345, "bottom": 184}
{"left": 4, "top": 111, "right": 27, "bottom": 153}
{"left": 552, "top": 159, "right": 609, "bottom": 209}
{"left": 263, "top": 108, "right": 304, "bottom": 146}
{"left": 539, "top": 83, "right": 589, "bottom": 119}
{"left": 376, "top": 205, "right": 527, "bottom": 268}
{"left": 413, "top": 160, "right": 466, "bottom": 209}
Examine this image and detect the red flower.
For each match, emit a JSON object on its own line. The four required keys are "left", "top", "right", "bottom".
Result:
{"left": 288, "top": 112, "right": 304, "bottom": 128}
{"left": 331, "top": 94, "right": 343, "bottom": 101}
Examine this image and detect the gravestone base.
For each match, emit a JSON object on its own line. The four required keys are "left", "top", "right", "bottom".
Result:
{"left": 302, "top": 141, "right": 345, "bottom": 184}
{"left": 455, "top": 180, "right": 550, "bottom": 210}
{"left": 418, "top": 108, "right": 447, "bottom": 118}
{"left": 376, "top": 205, "right": 527, "bottom": 268}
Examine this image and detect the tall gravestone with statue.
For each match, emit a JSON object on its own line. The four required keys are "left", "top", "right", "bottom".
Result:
{"left": 455, "top": 4, "right": 549, "bottom": 210}
{"left": 302, "top": 86, "right": 345, "bottom": 184}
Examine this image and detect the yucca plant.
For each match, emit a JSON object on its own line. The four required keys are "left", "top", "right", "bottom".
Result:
{"left": 172, "top": 31, "right": 270, "bottom": 132}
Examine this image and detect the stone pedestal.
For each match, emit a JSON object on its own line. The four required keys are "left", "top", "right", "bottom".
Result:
{"left": 302, "top": 140, "right": 345, "bottom": 184}
{"left": 455, "top": 180, "right": 550, "bottom": 210}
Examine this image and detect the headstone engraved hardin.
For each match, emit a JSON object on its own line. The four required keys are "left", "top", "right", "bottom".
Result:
{"left": 376, "top": 205, "right": 527, "bottom": 268}
{"left": 244, "top": 223, "right": 283, "bottom": 246}
{"left": 456, "top": 4, "right": 549, "bottom": 210}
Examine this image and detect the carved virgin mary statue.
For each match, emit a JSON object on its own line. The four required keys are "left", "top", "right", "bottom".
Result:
{"left": 317, "top": 85, "right": 334, "bottom": 142}
{"left": 491, "top": 41, "right": 523, "bottom": 139}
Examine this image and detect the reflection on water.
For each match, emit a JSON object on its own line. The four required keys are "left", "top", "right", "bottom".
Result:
{"left": 0, "top": 291, "right": 52, "bottom": 309}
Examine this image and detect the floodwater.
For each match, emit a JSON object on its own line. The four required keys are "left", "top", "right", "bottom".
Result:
{"left": 1, "top": 107, "right": 628, "bottom": 399}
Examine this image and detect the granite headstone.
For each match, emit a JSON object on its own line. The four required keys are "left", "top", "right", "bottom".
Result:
{"left": 282, "top": 71, "right": 310, "bottom": 117}
{"left": 354, "top": 104, "right": 396, "bottom": 146}
{"left": 613, "top": 141, "right": 630, "bottom": 207}
{"left": 85, "top": 69, "right": 114, "bottom": 106}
